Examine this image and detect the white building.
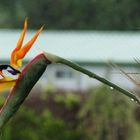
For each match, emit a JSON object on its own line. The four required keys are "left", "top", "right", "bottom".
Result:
{"left": 0, "top": 30, "right": 140, "bottom": 90}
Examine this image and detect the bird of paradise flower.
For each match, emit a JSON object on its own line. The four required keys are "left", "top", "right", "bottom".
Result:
{"left": 0, "top": 18, "right": 43, "bottom": 92}
{"left": 0, "top": 18, "right": 139, "bottom": 130}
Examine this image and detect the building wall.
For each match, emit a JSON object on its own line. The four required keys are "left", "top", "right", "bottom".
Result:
{"left": 39, "top": 63, "right": 139, "bottom": 91}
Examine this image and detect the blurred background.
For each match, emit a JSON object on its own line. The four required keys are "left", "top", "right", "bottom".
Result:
{"left": 1, "top": 0, "right": 140, "bottom": 140}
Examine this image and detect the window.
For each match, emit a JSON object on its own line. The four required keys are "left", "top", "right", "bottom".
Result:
{"left": 56, "top": 70, "right": 74, "bottom": 79}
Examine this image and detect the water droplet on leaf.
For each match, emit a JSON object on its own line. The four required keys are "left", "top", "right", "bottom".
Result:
{"left": 110, "top": 87, "right": 114, "bottom": 90}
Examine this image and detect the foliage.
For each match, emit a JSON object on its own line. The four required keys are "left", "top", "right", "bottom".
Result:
{"left": 78, "top": 86, "right": 138, "bottom": 140}
{"left": 1, "top": 107, "right": 82, "bottom": 140}
{"left": 0, "top": 0, "right": 139, "bottom": 30}
{"left": 54, "top": 92, "right": 80, "bottom": 109}
{"left": 1, "top": 87, "right": 140, "bottom": 140}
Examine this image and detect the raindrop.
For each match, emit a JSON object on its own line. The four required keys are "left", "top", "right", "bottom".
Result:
{"left": 131, "top": 98, "right": 134, "bottom": 102}
{"left": 110, "top": 87, "right": 114, "bottom": 90}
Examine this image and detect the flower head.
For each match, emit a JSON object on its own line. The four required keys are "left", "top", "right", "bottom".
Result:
{"left": 0, "top": 19, "right": 43, "bottom": 91}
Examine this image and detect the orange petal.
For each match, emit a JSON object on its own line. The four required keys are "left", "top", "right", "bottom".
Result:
{"left": 16, "top": 25, "right": 44, "bottom": 59}
{"left": 15, "top": 18, "right": 28, "bottom": 51}
{"left": 11, "top": 18, "right": 28, "bottom": 67}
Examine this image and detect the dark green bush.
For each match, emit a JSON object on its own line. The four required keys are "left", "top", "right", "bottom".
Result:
{"left": 1, "top": 86, "right": 140, "bottom": 140}
{"left": 0, "top": 0, "right": 140, "bottom": 30}
{"left": 78, "top": 86, "right": 137, "bottom": 140}
{"left": 1, "top": 105, "right": 81, "bottom": 140}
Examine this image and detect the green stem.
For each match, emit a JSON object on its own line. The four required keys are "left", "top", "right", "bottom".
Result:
{"left": 44, "top": 52, "right": 140, "bottom": 104}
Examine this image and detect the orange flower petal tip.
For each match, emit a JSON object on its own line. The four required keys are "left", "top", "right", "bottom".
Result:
{"left": 10, "top": 19, "right": 44, "bottom": 69}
